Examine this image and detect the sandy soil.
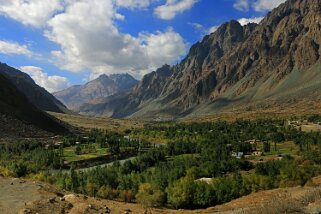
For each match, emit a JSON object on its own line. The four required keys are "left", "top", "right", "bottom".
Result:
{"left": 0, "top": 176, "right": 55, "bottom": 214}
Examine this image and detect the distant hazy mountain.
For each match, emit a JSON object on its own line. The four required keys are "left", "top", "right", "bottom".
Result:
{"left": 78, "top": 0, "right": 321, "bottom": 119}
{"left": 0, "top": 63, "right": 67, "bottom": 113}
{"left": 53, "top": 73, "right": 138, "bottom": 110}
{"left": 0, "top": 71, "right": 69, "bottom": 137}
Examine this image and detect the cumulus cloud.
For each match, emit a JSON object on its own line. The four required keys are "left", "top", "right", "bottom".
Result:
{"left": 0, "top": 0, "right": 63, "bottom": 27}
{"left": 140, "top": 28, "right": 187, "bottom": 69}
{"left": 0, "top": 0, "right": 188, "bottom": 79}
{"left": 45, "top": 0, "right": 187, "bottom": 79}
{"left": 233, "top": 0, "right": 249, "bottom": 12}
{"left": 0, "top": 40, "right": 32, "bottom": 56}
{"left": 234, "top": 0, "right": 286, "bottom": 12}
{"left": 238, "top": 17, "right": 263, "bottom": 26}
{"left": 154, "top": 0, "right": 199, "bottom": 20}
{"left": 20, "top": 66, "right": 70, "bottom": 92}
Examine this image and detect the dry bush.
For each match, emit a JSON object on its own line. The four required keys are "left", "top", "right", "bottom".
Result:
{"left": 230, "top": 188, "right": 321, "bottom": 214}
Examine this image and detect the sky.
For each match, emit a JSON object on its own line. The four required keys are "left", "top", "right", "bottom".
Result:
{"left": 0, "top": 0, "right": 286, "bottom": 93}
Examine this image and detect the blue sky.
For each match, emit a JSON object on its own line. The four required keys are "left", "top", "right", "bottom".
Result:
{"left": 0, "top": 0, "right": 286, "bottom": 92}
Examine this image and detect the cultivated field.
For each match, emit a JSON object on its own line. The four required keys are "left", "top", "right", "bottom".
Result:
{"left": 49, "top": 112, "right": 145, "bottom": 132}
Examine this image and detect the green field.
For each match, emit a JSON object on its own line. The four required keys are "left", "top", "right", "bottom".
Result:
{"left": 264, "top": 141, "right": 299, "bottom": 156}
{"left": 63, "top": 143, "right": 109, "bottom": 163}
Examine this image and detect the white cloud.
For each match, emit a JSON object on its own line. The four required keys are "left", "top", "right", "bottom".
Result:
{"left": 189, "top": 22, "right": 204, "bottom": 31}
{"left": 238, "top": 17, "right": 263, "bottom": 26}
{"left": 45, "top": 0, "right": 187, "bottom": 79}
{"left": 189, "top": 22, "right": 219, "bottom": 36}
{"left": 0, "top": 0, "right": 188, "bottom": 79}
{"left": 0, "top": 40, "right": 32, "bottom": 56}
{"left": 207, "top": 26, "right": 219, "bottom": 34}
{"left": 140, "top": 28, "right": 187, "bottom": 69}
{"left": 0, "top": 0, "right": 63, "bottom": 27}
{"left": 20, "top": 66, "right": 70, "bottom": 93}
{"left": 233, "top": 0, "right": 249, "bottom": 12}
{"left": 191, "top": 16, "right": 262, "bottom": 38}
{"left": 253, "top": 0, "right": 286, "bottom": 12}
{"left": 191, "top": 16, "right": 263, "bottom": 40}
{"left": 115, "top": 0, "right": 153, "bottom": 9}
{"left": 234, "top": 0, "right": 286, "bottom": 12}
{"left": 154, "top": 0, "right": 199, "bottom": 20}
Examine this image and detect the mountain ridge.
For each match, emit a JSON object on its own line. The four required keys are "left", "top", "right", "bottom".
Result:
{"left": 0, "top": 71, "right": 69, "bottom": 137}
{"left": 78, "top": 0, "right": 321, "bottom": 119}
{"left": 54, "top": 73, "right": 138, "bottom": 111}
{"left": 0, "top": 63, "right": 68, "bottom": 113}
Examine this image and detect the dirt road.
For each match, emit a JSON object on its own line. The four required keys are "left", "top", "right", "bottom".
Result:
{"left": 0, "top": 176, "right": 48, "bottom": 213}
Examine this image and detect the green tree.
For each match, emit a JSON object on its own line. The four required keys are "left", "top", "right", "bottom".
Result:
{"left": 86, "top": 182, "right": 98, "bottom": 197}
{"left": 136, "top": 183, "right": 164, "bottom": 213}
{"left": 70, "top": 166, "right": 79, "bottom": 192}
{"left": 75, "top": 145, "right": 82, "bottom": 155}
{"left": 193, "top": 181, "right": 215, "bottom": 207}
{"left": 166, "top": 176, "right": 195, "bottom": 209}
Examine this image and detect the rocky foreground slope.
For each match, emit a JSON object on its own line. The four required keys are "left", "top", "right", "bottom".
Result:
{"left": 2, "top": 176, "right": 321, "bottom": 214}
{"left": 79, "top": 0, "right": 321, "bottom": 119}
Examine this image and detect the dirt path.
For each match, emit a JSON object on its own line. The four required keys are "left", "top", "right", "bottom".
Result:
{"left": 0, "top": 176, "right": 50, "bottom": 214}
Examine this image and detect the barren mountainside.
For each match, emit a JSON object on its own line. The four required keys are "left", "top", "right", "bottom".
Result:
{"left": 54, "top": 73, "right": 138, "bottom": 110}
{"left": 0, "top": 72, "right": 69, "bottom": 137}
{"left": 0, "top": 63, "right": 68, "bottom": 113}
{"left": 79, "top": 0, "right": 321, "bottom": 118}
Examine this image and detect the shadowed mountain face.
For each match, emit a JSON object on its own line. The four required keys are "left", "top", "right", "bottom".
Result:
{"left": 0, "top": 72, "right": 69, "bottom": 137}
{"left": 53, "top": 73, "right": 138, "bottom": 111}
{"left": 79, "top": 0, "right": 321, "bottom": 119}
{"left": 0, "top": 63, "right": 68, "bottom": 113}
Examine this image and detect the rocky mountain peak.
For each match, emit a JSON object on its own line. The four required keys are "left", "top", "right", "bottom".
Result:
{"left": 97, "top": 74, "right": 109, "bottom": 80}
{"left": 77, "top": 0, "right": 321, "bottom": 119}
{"left": 54, "top": 73, "right": 138, "bottom": 110}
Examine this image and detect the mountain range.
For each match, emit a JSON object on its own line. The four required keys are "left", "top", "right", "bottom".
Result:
{"left": 0, "top": 0, "right": 320, "bottom": 123}
{"left": 53, "top": 73, "right": 138, "bottom": 111}
{"left": 77, "top": 0, "right": 321, "bottom": 119}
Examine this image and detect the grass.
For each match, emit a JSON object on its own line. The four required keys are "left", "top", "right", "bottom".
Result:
{"left": 237, "top": 187, "right": 321, "bottom": 214}
{"left": 300, "top": 124, "right": 321, "bottom": 132}
{"left": 166, "top": 153, "right": 200, "bottom": 161}
{"left": 248, "top": 141, "right": 300, "bottom": 163}
{"left": 264, "top": 141, "right": 299, "bottom": 156}
{"left": 62, "top": 143, "right": 109, "bottom": 163}
{"left": 49, "top": 112, "right": 145, "bottom": 132}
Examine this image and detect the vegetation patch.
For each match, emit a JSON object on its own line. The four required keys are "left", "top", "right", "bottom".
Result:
{"left": 1, "top": 118, "right": 321, "bottom": 210}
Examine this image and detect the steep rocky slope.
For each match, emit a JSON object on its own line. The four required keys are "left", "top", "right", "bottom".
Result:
{"left": 79, "top": 0, "right": 321, "bottom": 119}
{"left": 0, "top": 63, "right": 68, "bottom": 113}
{"left": 0, "top": 72, "right": 69, "bottom": 137}
{"left": 54, "top": 73, "right": 138, "bottom": 110}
